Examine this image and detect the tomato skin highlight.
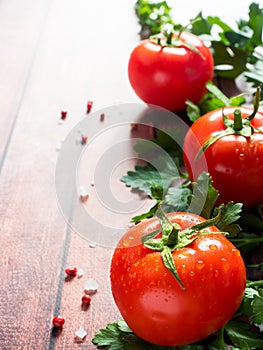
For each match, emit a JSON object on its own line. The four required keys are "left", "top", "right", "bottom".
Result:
{"left": 128, "top": 32, "right": 214, "bottom": 112}
{"left": 110, "top": 212, "right": 246, "bottom": 346}
{"left": 183, "top": 106, "right": 263, "bottom": 209}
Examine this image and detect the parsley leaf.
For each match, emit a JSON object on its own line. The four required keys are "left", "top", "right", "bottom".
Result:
{"left": 190, "top": 172, "right": 218, "bottom": 219}
{"left": 134, "top": 0, "right": 175, "bottom": 39}
{"left": 164, "top": 186, "right": 192, "bottom": 212}
{"left": 121, "top": 160, "right": 180, "bottom": 196}
{"left": 92, "top": 320, "right": 155, "bottom": 349}
{"left": 251, "top": 289, "right": 263, "bottom": 324}
{"left": 213, "top": 201, "right": 243, "bottom": 234}
{"left": 225, "top": 320, "right": 263, "bottom": 349}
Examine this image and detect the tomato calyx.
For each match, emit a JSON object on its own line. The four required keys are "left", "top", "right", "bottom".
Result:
{"left": 149, "top": 25, "right": 205, "bottom": 59}
{"left": 196, "top": 86, "right": 262, "bottom": 160}
{"left": 142, "top": 205, "right": 225, "bottom": 290}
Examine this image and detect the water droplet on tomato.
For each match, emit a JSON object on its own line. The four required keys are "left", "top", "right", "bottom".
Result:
{"left": 196, "top": 260, "right": 204, "bottom": 270}
{"left": 209, "top": 244, "right": 218, "bottom": 250}
{"left": 181, "top": 264, "right": 186, "bottom": 273}
{"left": 221, "top": 257, "right": 230, "bottom": 271}
{"left": 232, "top": 248, "right": 240, "bottom": 256}
{"left": 239, "top": 153, "right": 245, "bottom": 160}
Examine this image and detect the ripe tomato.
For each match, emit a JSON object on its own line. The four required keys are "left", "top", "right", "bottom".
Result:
{"left": 183, "top": 106, "right": 263, "bottom": 209}
{"left": 128, "top": 31, "right": 214, "bottom": 112}
{"left": 110, "top": 212, "right": 246, "bottom": 346}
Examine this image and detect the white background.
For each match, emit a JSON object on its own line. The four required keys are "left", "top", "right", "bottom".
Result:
{"left": 169, "top": 0, "right": 256, "bottom": 25}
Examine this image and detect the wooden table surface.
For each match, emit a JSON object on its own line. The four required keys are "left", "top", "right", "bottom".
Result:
{"left": 0, "top": 1, "right": 261, "bottom": 349}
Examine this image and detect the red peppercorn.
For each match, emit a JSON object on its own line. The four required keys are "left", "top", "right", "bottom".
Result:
{"left": 52, "top": 315, "right": 65, "bottom": 328}
{"left": 86, "top": 101, "right": 93, "bottom": 113}
{"left": 65, "top": 267, "right": 77, "bottom": 277}
{"left": 81, "top": 135, "right": 88, "bottom": 145}
{"left": 81, "top": 294, "right": 91, "bottom": 306}
{"left": 61, "top": 110, "right": 67, "bottom": 120}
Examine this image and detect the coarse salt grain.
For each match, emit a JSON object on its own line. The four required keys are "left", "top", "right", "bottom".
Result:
{"left": 74, "top": 327, "right": 88, "bottom": 342}
{"left": 89, "top": 241, "right": 96, "bottom": 248}
{"left": 77, "top": 268, "right": 84, "bottom": 278}
{"left": 56, "top": 141, "right": 63, "bottom": 151}
{"left": 79, "top": 186, "right": 89, "bottom": 202}
{"left": 84, "top": 278, "right": 98, "bottom": 295}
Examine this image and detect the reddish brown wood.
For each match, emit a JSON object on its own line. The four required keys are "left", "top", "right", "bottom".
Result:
{"left": 0, "top": 1, "right": 262, "bottom": 349}
{"left": 0, "top": 0, "right": 140, "bottom": 349}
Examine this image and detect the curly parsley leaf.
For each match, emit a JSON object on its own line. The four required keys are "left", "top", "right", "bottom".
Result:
{"left": 92, "top": 320, "right": 206, "bottom": 349}
{"left": 251, "top": 289, "right": 263, "bottom": 325}
{"left": 190, "top": 172, "right": 218, "bottom": 219}
{"left": 92, "top": 320, "right": 155, "bottom": 349}
{"left": 121, "top": 160, "right": 180, "bottom": 196}
{"left": 225, "top": 320, "right": 263, "bottom": 349}
{"left": 213, "top": 201, "right": 243, "bottom": 234}
{"left": 134, "top": 0, "right": 175, "bottom": 39}
{"left": 164, "top": 186, "right": 192, "bottom": 212}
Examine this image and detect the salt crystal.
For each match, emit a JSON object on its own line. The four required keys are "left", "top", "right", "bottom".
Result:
{"left": 113, "top": 99, "right": 121, "bottom": 105}
{"left": 89, "top": 241, "right": 96, "bottom": 248}
{"left": 56, "top": 141, "right": 62, "bottom": 151}
{"left": 84, "top": 278, "right": 98, "bottom": 295}
{"left": 74, "top": 327, "right": 88, "bottom": 342}
{"left": 77, "top": 268, "right": 84, "bottom": 278}
{"left": 79, "top": 186, "right": 89, "bottom": 202}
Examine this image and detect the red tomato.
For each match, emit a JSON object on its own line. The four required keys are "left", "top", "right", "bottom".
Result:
{"left": 183, "top": 106, "right": 263, "bottom": 209}
{"left": 110, "top": 212, "right": 246, "bottom": 346}
{"left": 128, "top": 32, "right": 214, "bottom": 112}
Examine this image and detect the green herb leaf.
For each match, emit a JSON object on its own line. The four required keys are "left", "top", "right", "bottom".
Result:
{"left": 251, "top": 290, "right": 263, "bottom": 324}
{"left": 229, "top": 231, "right": 263, "bottom": 255}
{"left": 92, "top": 320, "right": 155, "bottom": 349}
{"left": 121, "top": 162, "right": 179, "bottom": 196}
{"left": 135, "top": 0, "right": 175, "bottom": 38}
{"left": 191, "top": 172, "right": 219, "bottom": 219}
{"left": 186, "top": 100, "right": 201, "bottom": 122}
{"left": 164, "top": 186, "right": 192, "bottom": 212}
{"left": 225, "top": 320, "right": 263, "bottom": 349}
{"left": 213, "top": 201, "right": 243, "bottom": 232}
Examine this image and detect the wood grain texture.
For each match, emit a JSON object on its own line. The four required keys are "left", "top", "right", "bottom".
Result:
{"left": 1, "top": 0, "right": 262, "bottom": 349}
{"left": 0, "top": 0, "right": 139, "bottom": 348}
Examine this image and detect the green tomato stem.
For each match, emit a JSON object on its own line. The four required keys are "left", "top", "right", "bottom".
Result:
{"left": 233, "top": 109, "right": 243, "bottom": 131}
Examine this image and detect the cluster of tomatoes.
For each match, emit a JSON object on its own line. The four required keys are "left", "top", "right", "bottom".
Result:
{"left": 109, "top": 30, "right": 263, "bottom": 347}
